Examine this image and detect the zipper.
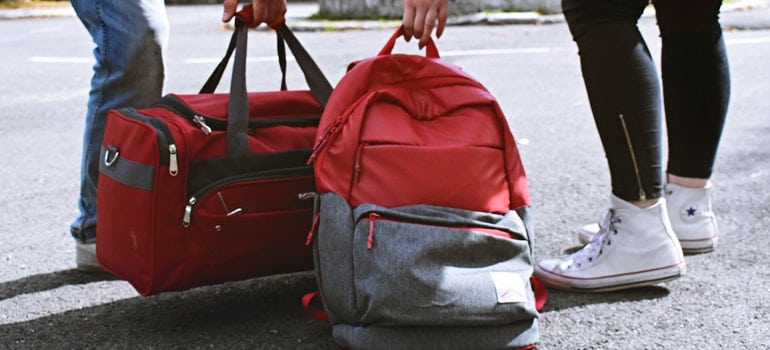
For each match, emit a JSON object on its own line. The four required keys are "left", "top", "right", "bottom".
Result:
{"left": 156, "top": 94, "right": 320, "bottom": 134}
{"left": 168, "top": 144, "right": 178, "bottom": 176}
{"left": 192, "top": 115, "right": 212, "bottom": 135}
{"left": 308, "top": 87, "right": 382, "bottom": 165}
{"left": 182, "top": 166, "right": 313, "bottom": 227}
{"left": 367, "top": 212, "right": 380, "bottom": 250}
{"left": 308, "top": 76, "right": 486, "bottom": 165}
{"left": 360, "top": 210, "right": 519, "bottom": 251}
{"left": 119, "top": 108, "right": 179, "bottom": 177}
{"left": 618, "top": 114, "right": 646, "bottom": 201}
{"left": 305, "top": 213, "right": 321, "bottom": 246}
{"left": 353, "top": 142, "right": 367, "bottom": 183}
{"left": 308, "top": 114, "right": 343, "bottom": 164}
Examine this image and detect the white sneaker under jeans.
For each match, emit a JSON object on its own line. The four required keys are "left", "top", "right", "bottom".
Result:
{"left": 579, "top": 183, "right": 718, "bottom": 253}
{"left": 76, "top": 241, "right": 102, "bottom": 272}
{"left": 534, "top": 195, "right": 686, "bottom": 292}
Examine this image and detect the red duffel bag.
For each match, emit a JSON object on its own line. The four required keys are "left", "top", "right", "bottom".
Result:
{"left": 95, "top": 7, "right": 332, "bottom": 295}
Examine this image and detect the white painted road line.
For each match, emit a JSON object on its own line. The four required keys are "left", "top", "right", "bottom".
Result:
{"left": 26, "top": 36, "right": 770, "bottom": 65}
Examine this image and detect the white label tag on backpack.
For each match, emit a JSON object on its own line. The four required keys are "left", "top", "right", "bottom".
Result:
{"left": 490, "top": 272, "right": 527, "bottom": 304}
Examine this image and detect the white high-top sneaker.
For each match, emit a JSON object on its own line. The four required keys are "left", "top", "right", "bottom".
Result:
{"left": 535, "top": 195, "right": 686, "bottom": 292}
{"left": 665, "top": 183, "right": 718, "bottom": 253}
{"left": 578, "top": 183, "right": 718, "bottom": 254}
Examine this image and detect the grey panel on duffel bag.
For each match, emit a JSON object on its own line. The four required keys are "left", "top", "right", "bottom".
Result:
{"left": 99, "top": 145, "right": 155, "bottom": 191}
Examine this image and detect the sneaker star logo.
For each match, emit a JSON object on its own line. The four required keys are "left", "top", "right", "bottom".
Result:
{"left": 686, "top": 207, "right": 697, "bottom": 216}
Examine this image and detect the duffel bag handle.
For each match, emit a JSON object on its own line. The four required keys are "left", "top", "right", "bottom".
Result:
{"left": 201, "top": 4, "right": 333, "bottom": 156}
{"left": 198, "top": 18, "right": 330, "bottom": 99}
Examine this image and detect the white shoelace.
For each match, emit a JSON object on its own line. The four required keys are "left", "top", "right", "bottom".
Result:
{"left": 565, "top": 209, "right": 621, "bottom": 269}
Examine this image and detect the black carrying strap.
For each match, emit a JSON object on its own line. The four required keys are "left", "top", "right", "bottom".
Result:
{"left": 227, "top": 21, "right": 251, "bottom": 156}
{"left": 278, "top": 32, "right": 288, "bottom": 91}
{"left": 274, "top": 25, "right": 332, "bottom": 106}
{"left": 199, "top": 20, "right": 333, "bottom": 156}
{"left": 200, "top": 26, "right": 290, "bottom": 94}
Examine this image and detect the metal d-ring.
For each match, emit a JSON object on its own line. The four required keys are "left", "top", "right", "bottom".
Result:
{"left": 104, "top": 148, "right": 120, "bottom": 167}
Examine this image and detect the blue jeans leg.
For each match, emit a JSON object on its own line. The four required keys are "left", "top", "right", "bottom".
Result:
{"left": 70, "top": 0, "right": 169, "bottom": 242}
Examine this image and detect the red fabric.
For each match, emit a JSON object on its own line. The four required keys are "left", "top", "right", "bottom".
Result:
{"left": 301, "top": 291, "right": 330, "bottom": 322}
{"left": 311, "top": 41, "right": 530, "bottom": 212}
{"left": 512, "top": 345, "right": 538, "bottom": 350}
{"left": 96, "top": 89, "right": 320, "bottom": 296}
{"left": 235, "top": 3, "right": 286, "bottom": 29}
{"left": 378, "top": 25, "right": 439, "bottom": 58}
{"left": 531, "top": 276, "right": 548, "bottom": 311}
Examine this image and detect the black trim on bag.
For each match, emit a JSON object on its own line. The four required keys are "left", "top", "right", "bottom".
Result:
{"left": 156, "top": 94, "right": 321, "bottom": 131}
{"left": 183, "top": 165, "right": 314, "bottom": 227}
{"left": 117, "top": 107, "right": 176, "bottom": 167}
{"left": 187, "top": 149, "right": 313, "bottom": 195}
{"left": 190, "top": 165, "right": 314, "bottom": 203}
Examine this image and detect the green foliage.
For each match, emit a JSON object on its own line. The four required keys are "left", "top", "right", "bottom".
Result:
{"left": 0, "top": 0, "right": 69, "bottom": 9}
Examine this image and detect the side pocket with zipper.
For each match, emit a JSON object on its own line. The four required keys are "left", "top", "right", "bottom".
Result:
{"left": 350, "top": 203, "right": 538, "bottom": 327}
{"left": 183, "top": 166, "right": 317, "bottom": 286}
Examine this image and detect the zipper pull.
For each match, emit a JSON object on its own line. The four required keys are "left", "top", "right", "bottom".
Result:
{"left": 168, "top": 144, "right": 179, "bottom": 176}
{"left": 367, "top": 212, "right": 379, "bottom": 250}
{"left": 193, "top": 115, "right": 212, "bottom": 135}
{"left": 306, "top": 213, "right": 321, "bottom": 246}
{"left": 353, "top": 142, "right": 366, "bottom": 183}
{"left": 182, "top": 197, "right": 196, "bottom": 227}
{"left": 298, "top": 192, "right": 317, "bottom": 201}
{"left": 308, "top": 115, "right": 343, "bottom": 164}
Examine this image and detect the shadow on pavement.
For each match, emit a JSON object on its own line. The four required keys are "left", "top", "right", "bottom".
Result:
{"left": 542, "top": 286, "right": 671, "bottom": 313}
{"left": 1, "top": 268, "right": 673, "bottom": 347}
{"left": 0, "top": 271, "right": 339, "bottom": 349}
{"left": 0, "top": 269, "right": 118, "bottom": 301}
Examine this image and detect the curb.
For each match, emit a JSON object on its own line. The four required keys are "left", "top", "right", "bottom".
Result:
{"left": 278, "top": 12, "right": 564, "bottom": 32}
{"left": 1, "top": 0, "right": 768, "bottom": 30}
{"left": 258, "top": 0, "right": 770, "bottom": 31}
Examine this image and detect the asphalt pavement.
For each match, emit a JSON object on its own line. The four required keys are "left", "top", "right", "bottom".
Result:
{"left": 1, "top": 1, "right": 770, "bottom": 349}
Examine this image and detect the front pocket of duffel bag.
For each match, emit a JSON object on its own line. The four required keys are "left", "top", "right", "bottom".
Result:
{"left": 182, "top": 167, "right": 316, "bottom": 287}
{"left": 350, "top": 205, "right": 539, "bottom": 327}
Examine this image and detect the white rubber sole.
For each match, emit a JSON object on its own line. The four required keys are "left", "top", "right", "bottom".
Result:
{"left": 534, "top": 261, "right": 687, "bottom": 293}
{"left": 678, "top": 236, "right": 717, "bottom": 254}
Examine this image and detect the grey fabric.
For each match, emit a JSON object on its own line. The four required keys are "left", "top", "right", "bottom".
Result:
{"left": 333, "top": 320, "right": 540, "bottom": 350}
{"left": 315, "top": 192, "right": 539, "bottom": 349}
{"left": 516, "top": 205, "right": 535, "bottom": 257}
{"left": 99, "top": 146, "right": 155, "bottom": 191}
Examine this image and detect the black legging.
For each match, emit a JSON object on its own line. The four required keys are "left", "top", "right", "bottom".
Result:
{"left": 562, "top": 0, "right": 730, "bottom": 201}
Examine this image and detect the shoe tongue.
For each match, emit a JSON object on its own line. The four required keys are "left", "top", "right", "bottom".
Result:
{"left": 610, "top": 194, "right": 661, "bottom": 211}
{"left": 610, "top": 194, "right": 637, "bottom": 210}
